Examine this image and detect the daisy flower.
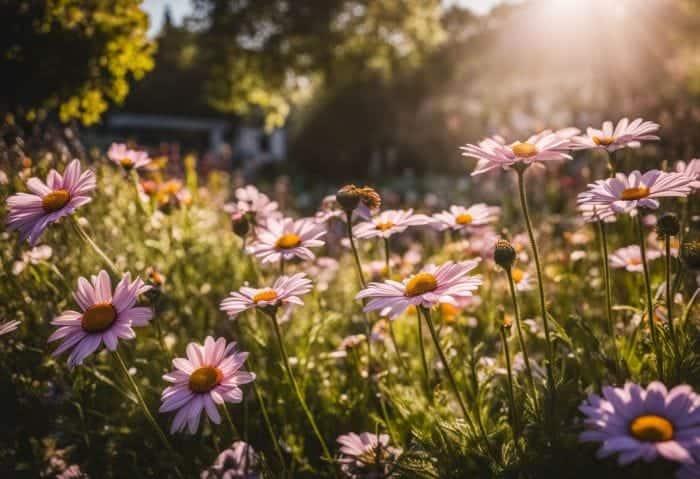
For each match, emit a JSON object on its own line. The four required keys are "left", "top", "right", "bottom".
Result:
{"left": 107, "top": 143, "right": 151, "bottom": 170}
{"left": 314, "top": 195, "right": 346, "bottom": 223}
{"left": 579, "top": 382, "right": 700, "bottom": 465}
{"left": 0, "top": 320, "right": 21, "bottom": 337}
{"left": 220, "top": 273, "right": 313, "bottom": 319}
{"left": 572, "top": 118, "right": 660, "bottom": 152}
{"left": 6, "top": 159, "right": 96, "bottom": 245}
{"left": 352, "top": 209, "right": 430, "bottom": 240}
{"left": 461, "top": 131, "right": 573, "bottom": 176}
{"left": 676, "top": 159, "right": 700, "bottom": 189}
{"left": 336, "top": 432, "right": 402, "bottom": 479}
{"left": 48, "top": 271, "right": 152, "bottom": 368}
{"left": 510, "top": 267, "right": 535, "bottom": 291}
{"left": 577, "top": 170, "right": 695, "bottom": 217}
{"left": 160, "top": 337, "right": 254, "bottom": 434}
{"left": 201, "top": 441, "right": 259, "bottom": 479}
{"left": 356, "top": 260, "right": 482, "bottom": 319}
{"left": 247, "top": 217, "right": 325, "bottom": 264}
{"left": 431, "top": 204, "right": 499, "bottom": 232}
{"left": 224, "top": 185, "right": 281, "bottom": 226}
{"left": 609, "top": 245, "right": 661, "bottom": 272}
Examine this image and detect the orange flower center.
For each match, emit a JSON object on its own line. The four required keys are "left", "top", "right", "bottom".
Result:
{"left": 629, "top": 414, "right": 674, "bottom": 442}
{"left": 628, "top": 257, "right": 642, "bottom": 266}
{"left": 188, "top": 366, "right": 223, "bottom": 393}
{"left": 455, "top": 213, "right": 473, "bottom": 225}
{"left": 276, "top": 233, "right": 301, "bottom": 249}
{"left": 81, "top": 303, "right": 117, "bottom": 333}
{"left": 405, "top": 272, "right": 438, "bottom": 297}
{"left": 120, "top": 157, "right": 135, "bottom": 169}
{"left": 42, "top": 190, "right": 71, "bottom": 213}
{"left": 511, "top": 268, "right": 524, "bottom": 283}
{"left": 511, "top": 142, "right": 538, "bottom": 158}
{"left": 439, "top": 302, "right": 459, "bottom": 322}
{"left": 592, "top": 136, "right": 616, "bottom": 146}
{"left": 620, "top": 187, "right": 650, "bottom": 201}
{"left": 252, "top": 290, "right": 278, "bottom": 303}
{"left": 376, "top": 222, "right": 395, "bottom": 231}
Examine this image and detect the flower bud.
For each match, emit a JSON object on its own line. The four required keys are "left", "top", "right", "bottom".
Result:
{"left": 336, "top": 185, "right": 381, "bottom": 213}
{"left": 656, "top": 213, "right": 680, "bottom": 237}
{"left": 681, "top": 240, "right": 700, "bottom": 270}
{"left": 494, "top": 239, "right": 517, "bottom": 270}
{"left": 231, "top": 212, "right": 250, "bottom": 238}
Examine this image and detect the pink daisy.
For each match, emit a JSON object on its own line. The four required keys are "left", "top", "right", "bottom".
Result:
{"left": 352, "top": 209, "right": 430, "bottom": 240}
{"left": 220, "top": 273, "right": 313, "bottom": 319}
{"left": 107, "top": 143, "right": 151, "bottom": 170}
{"left": 247, "top": 217, "right": 325, "bottom": 264}
{"left": 577, "top": 170, "right": 694, "bottom": 217}
{"left": 336, "top": 432, "right": 402, "bottom": 479}
{"left": 160, "top": 337, "right": 255, "bottom": 434}
{"left": 6, "top": 159, "right": 96, "bottom": 245}
{"left": 572, "top": 118, "right": 660, "bottom": 153}
{"left": 609, "top": 245, "right": 661, "bottom": 273}
{"left": 461, "top": 131, "right": 572, "bottom": 176}
{"left": 224, "top": 185, "right": 281, "bottom": 227}
{"left": 356, "top": 260, "right": 482, "bottom": 319}
{"left": 676, "top": 159, "right": 700, "bottom": 189}
{"left": 431, "top": 204, "right": 499, "bottom": 232}
{"left": 0, "top": 320, "right": 21, "bottom": 337}
{"left": 48, "top": 271, "right": 152, "bottom": 368}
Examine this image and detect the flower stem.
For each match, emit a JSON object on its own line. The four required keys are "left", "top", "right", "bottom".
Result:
{"left": 383, "top": 237, "right": 391, "bottom": 278}
{"left": 71, "top": 216, "right": 121, "bottom": 276}
{"left": 499, "top": 325, "right": 521, "bottom": 444}
{"left": 597, "top": 220, "right": 621, "bottom": 381}
{"left": 345, "top": 212, "right": 367, "bottom": 289}
{"left": 113, "top": 349, "right": 183, "bottom": 479}
{"left": 266, "top": 311, "right": 334, "bottom": 463}
{"left": 222, "top": 402, "right": 240, "bottom": 441}
{"left": 415, "top": 308, "right": 431, "bottom": 400}
{"left": 637, "top": 214, "right": 664, "bottom": 380}
{"left": 252, "top": 378, "right": 287, "bottom": 473}
{"left": 665, "top": 235, "right": 680, "bottom": 372}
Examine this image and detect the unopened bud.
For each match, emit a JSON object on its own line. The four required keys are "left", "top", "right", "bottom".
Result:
{"left": 494, "top": 239, "right": 516, "bottom": 270}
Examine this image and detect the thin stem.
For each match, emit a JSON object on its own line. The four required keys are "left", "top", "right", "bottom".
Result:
{"left": 113, "top": 350, "right": 183, "bottom": 479}
{"left": 415, "top": 308, "right": 431, "bottom": 400}
{"left": 388, "top": 321, "right": 409, "bottom": 375}
{"left": 597, "top": 220, "right": 620, "bottom": 381}
{"left": 682, "top": 288, "right": 700, "bottom": 326}
{"left": 279, "top": 257, "right": 285, "bottom": 275}
{"left": 345, "top": 212, "right": 367, "bottom": 289}
{"left": 637, "top": 214, "right": 663, "bottom": 380}
{"left": 665, "top": 236, "right": 680, "bottom": 365}
{"left": 266, "top": 311, "right": 333, "bottom": 463}
{"left": 607, "top": 150, "right": 617, "bottom": 177}
{"left": 222, "top": 403, "right": 240, "bottom": 441}
{"left": 505, "top": 269, "right": 538, "bottom": 407}
{"left": 71, "top": 216, "right": 120, "bottom": 276}
{"left": 384, "top": 237, "right": 391, "bottom": 278}
{"left": 499, "top": 326, "right": 520, "bottom": 444}
{"left": 252, "top": 377, "right": 287, "bottom": 474}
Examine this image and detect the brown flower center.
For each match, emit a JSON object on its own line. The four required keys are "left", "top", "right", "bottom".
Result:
{"left": 252, "top": 290, "right": 278, "bottom": 303}
{"left": 511, "top": 268, "right": 525, "bottom": 283}
{"left": 376, "top": 222, "right": 395, "bottom": 231}
{"left": 455, "top": 213, "right": 473, "bottom": 225}
{"left": 511, "top": 142, "right": 538, "bottom": 158}
{"left": 620, "top": 187, "right": 650, "bottom": 201}
{"left": 188, "top": 366, "right": 223, "bottom": 393}
{"left": 276, "top": 233, "right": 301, "bottom": 249}
{"left": 120, "top": 158, "right": 135, "bottom": 169}
{"left": 629, "top": 414, "right": 674, "bottom": 442}
{"left": 405, "top": 273, "right": 438, "bottom": 297}
{"left": 41, "top": 190, "right": 71, "bottom": 213}
{"left": 592, "top": 136, "right": 616, "bottom": 146}
{"left": 81, "top": 303, "right": 117, "bottom": 333}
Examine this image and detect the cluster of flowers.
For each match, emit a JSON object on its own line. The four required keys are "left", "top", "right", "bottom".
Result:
{"left": 4, "top": 117, "right": 700, "bottom": 477}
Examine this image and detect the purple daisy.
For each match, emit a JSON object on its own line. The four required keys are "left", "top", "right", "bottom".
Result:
{"left": 200, "top": 441, "right": 260, "bottom": 479}
{"left": 0, "top": 320, "right": 21, "bottom": 337}
{"left": 337, "top": 432, "right": 402, "bottom": 478}
{"left": 48, "top": 271, "right": 152, "bottom": 368}
{"left": 160, "top": 337, "right": 254, "bottom": 434}
{"left": 356, "top": 260, "right": 482, "bottom": 319}
{"left": 220, "top": 273, "right": 312, "bottom": 319}
{"left": 579, "top": 382, "right": 700, "bottom": 466}
{"left": 107, "top": 143, "right": 151, "bottom": 171}
{"left": 6, "top": 159, "right": 96, "bottom": 245}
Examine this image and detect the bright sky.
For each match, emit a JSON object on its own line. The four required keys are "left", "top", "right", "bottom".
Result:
{"left": 142, "top": 0, "right": 512, "bottom": 36}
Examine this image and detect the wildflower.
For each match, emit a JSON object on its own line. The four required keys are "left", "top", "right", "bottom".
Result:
{"left": 329, "top": 334, "right": 368, "bottom": 359}
{"left": 48, "top": 271, "right": 152, "bottom": 368}
{"left": 200, "top": 441, "right": 260, "bottom": 479}
{"left": 160, "top": 337, "right": 254, "bottom": 434}
{"left": 220, "top": 273, "right": 313, "bottom": 319}
{"left": 6, "top": 159, "right": 96, "bottom": 245}
{"left": 353, "top": 209, "right": 430, "bottom": 240}
{"left": 107, "top": 143, "right": 151, "bottom": 171}
{"left": 336, "top": 185, "right": 381, "bottom": 217}
{"left": 431, "top": 204, "right": 499, "bottom": 232}
{"left": 609, "top": 245, "right": 661, "bottom": 272}
{"left": 461, "top": 131, "right": 572, "bottom": 176}
{"left": 336, "top": 432, "right": 402, "bottom": 478}
{"left": 494, "top": 239, "right": 517, "bottom": 270}
{"left": 579, "top": 382, "right": 700, "bottom": 465}
{"left": 12, "top": 244, "right": 52, "bottom": 275}
{"left": 247, "top": 217, "right": 325, "bottom": 264}
{"left": 231, "top": 212, "right": 250, "bottom": 238}
{"left": 511, "top": 267, "right": 534, "bottom": 291}
{"left": 572, "top": 118, "right": 660, "bottom": 152}
{"left": 0, "top": 320, "right": 21, "bottom": 337}
{"left": 356, "top": 261, "right": 482, "bottom": 319}
{"left": 577, "top": 170, "right": 694, "bottom": 217}
{"left": 224, "top": 185, "right": 280, "bottom": 226}
{"left": 676, "top": 159, "right": 700, "bottom": 189}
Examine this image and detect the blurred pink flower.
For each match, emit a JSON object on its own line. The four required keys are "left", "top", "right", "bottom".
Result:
{"left": 572, "top": 118, "right": 660, "bottom": 153}
{"left": 353, "top": 209, "right": 430, "bottom": 239}
{"left": 107, "top": 143, "right": 151, "bottom": 170}
{"left": 609, "top": 245, "right": 661, "bottom": 272}
{"left": 247, "top": 217, "right": 325, "bottom": 264}
{"left": 431, "top": 204, "right": 499, "bottom": 232}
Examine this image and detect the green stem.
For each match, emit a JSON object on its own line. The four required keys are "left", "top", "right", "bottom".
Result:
{"left": 252, "top": 380, "right": 287, "bottom": 474}
{"left": 346, "top": 212, "right": 367, "bottom": 289}
{"left": 499, "top": 325, "right": 520, "bottom": 444}
{"left": 279, "top": 257, "right": 285, "bottom": 275}
{"left": 384, "top": 237, "right": 391, "bottom": 278}
{"left": 71, "top": 216, "right": 121, "bottom": 276}
{"left": 415, "top": 308, "right": 431, "bottom": 400}
{"left": 597, "top": 220, "right": 620, "bottom": 381}
{"left": 266, "top": 311, "right": 333, "bottom": 463}
{"left": 388, "top": 320, "right": 409, "bottom": 375}
{"left": 682, "top": 288, "right": 700, "bottom": 326}
{"left": 114, "top": 350, "right": 183, "bottom": 479}
{"left": 222, "top": 403, "right": 240, "bottom": 441}
{"left": 506, "top": 269, "right": 538, "bottom": 407}
{"left": 637, "top": 214, "right": 663, "bottom": 380}
{"left": 665, "top": 236, "right": 681, "bottom": 378}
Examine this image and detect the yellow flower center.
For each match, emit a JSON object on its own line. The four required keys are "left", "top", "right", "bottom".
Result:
{"left": 511, "top": 142, "right": 539, "bottom": 158}
{"left": 405, "top": 272, "right": 438, "bottom": 297}
{"left": 120, "top": 157, "right": 135, "bottom": 169}
{"left": 592, "top": 136, "right": 616, "bottom": 146}
{"left": 511, "top": 268, "right": 524, "bottom": 283}
{"left": 41, "top": 189, "right": 71, "bottom": 213}
{"left": 628, "top": 257, "right": 642, "bottom": 266}
{"left": 376, "top": 222, "right": 395, "bottom": 231}
{"left": 629, "top": 414, "right": 674, "bottom": 442}
{"left": 620, "top": 187, "right": 650, "bottom": 201}
{"left": 252, "top": 290, "right": 278, "bottom": 303}
{"left": 439, "top": 302, "right": 459, "bottom": 322}
{"left": 455, "top": 213, "right": 473, "bottom": 225}
{"left": 188, "top": 366, "right": 223, "bottom": 393}
{"left": 276, "top": 233, "right": 301, "bottom": 249}
{"left": 81, "top": 303, "right": 117, "bottom": 333}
